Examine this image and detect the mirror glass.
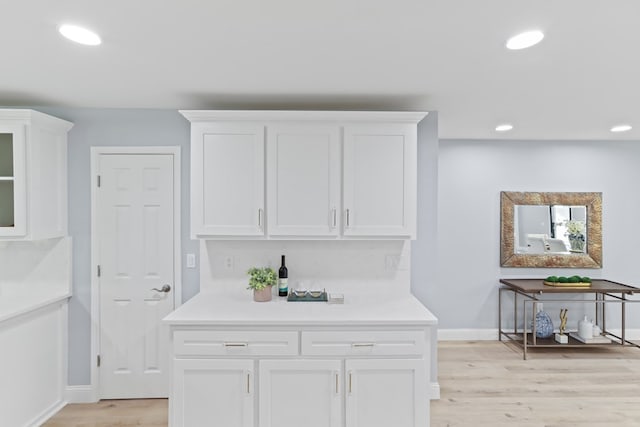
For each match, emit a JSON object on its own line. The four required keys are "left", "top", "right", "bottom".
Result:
{"left": 501, "top": 192, "right": 602, "bottom": 268}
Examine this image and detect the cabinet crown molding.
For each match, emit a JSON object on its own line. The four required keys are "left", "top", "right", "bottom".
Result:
{"left": 180, "top": 110, "right": 428, "bottom": 124}
{"left": 0, "top": 109, "right": 74, "bottom": 132}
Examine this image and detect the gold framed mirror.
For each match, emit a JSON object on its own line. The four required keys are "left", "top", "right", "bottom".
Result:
{"left": 500, "top": 191, "right": 602, "bottom": 268}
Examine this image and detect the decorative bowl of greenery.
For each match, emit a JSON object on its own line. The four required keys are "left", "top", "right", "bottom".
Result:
{"left": 247, "top": 267, "right": 277, "bottom": 302}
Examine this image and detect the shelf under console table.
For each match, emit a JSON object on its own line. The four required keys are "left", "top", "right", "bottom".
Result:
{"left": 498, "top": 278, "right": 640, "bottom": 359}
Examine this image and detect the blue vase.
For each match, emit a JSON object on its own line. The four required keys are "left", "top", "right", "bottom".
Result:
{"left": 533, "top": 310, "right": 554, "bottom": 338}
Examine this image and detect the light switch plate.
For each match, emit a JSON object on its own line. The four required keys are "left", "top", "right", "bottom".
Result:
{"left": 186, "top": 253, "right": 196, "bottom": 268}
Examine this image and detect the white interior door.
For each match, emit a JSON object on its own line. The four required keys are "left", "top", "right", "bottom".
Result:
{"left": 97, "top": 153, "right": 175, "bottom": 399}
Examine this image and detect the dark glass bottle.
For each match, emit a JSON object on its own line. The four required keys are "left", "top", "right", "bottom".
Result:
{"left": 278, "top": 255, "right": 288, "bottom": 297}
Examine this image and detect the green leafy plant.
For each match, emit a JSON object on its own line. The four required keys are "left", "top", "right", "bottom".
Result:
{"left": 546, "top": 275, "right": 591, "bottom": 283}
{"left": 246, "top": 267, "right": 277, "bottom": 290}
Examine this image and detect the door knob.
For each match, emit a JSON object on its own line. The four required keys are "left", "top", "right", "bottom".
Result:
{"left": 151, "top": 284, "right": 171, "bottom": 293}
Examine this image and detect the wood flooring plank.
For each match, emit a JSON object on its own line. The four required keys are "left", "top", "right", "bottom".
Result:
{"left": 43, "top": 341, "right": 640, "bottom": 426}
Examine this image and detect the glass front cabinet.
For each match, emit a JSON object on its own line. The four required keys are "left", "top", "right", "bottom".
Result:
{"left": 0, "top": 125, "right": 26, "bottom": 236}
{"left": 0, "top": 110, "right": 73, "bottom": 240}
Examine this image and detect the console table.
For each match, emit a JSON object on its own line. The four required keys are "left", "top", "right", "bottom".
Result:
{"left": 499, "top": 278, "right": 640, "bottom": 359}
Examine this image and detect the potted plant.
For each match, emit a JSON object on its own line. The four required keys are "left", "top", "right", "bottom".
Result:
{"left": 247, "top": 267, "right": 277, "bottom": 302}
{"left": 564, "top": 219, "right": 586, "bottom": 252}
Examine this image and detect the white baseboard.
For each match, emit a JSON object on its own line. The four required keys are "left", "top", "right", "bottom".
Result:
{"left": 430, "top": 382, "right": 440, "bottom": 400}
{"left": 27, "top": 399, "right": 66, "bottom": 427}
{"left": 65, "top": 385, "right": 98, "bottom": 403}
{"left": 438, "top": 329, "right": 498, "bottom": 341}
{"left": 437, "top": 328, "right": 640, "bottom": 341}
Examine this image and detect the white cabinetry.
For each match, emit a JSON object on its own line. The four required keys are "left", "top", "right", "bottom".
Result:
{"left": 190, "top": 123, "right": 265, "bottom": 238}
{"left": 169, "top": 326, "right": 431, "bottom": 427}
{"left": 267, "top": 125, "right": 340, "bottom": 237}
{"left": 172, "top": 359, "right": 254, "bottom": 427}
{"left": 181, "top": 111, "right": 426, "bottom": 240}
{"left": 259, "top": 359, "right": 342, "bottom": 427}
{"left": 343, "top": 124, "right": 417, "bottom": 238}
{"left": 0, "top": 110, "right": 73, "bottom": 240}
{"left": 345, "top": 359, "right": 427, "bottom": 427}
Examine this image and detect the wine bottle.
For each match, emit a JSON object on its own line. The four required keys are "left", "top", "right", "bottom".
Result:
{"left": 278, "top": 255, "right": 288, "bottom": 297}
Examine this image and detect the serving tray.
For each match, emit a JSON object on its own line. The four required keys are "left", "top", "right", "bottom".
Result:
{"left": 543, "top": 281, "right": 591, "bottom": 288}
{"left": 286, "top": 291, "right": 328, "bottom": 302}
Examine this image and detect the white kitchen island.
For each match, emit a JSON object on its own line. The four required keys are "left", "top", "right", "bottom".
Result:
{"left": 164, "top": 290, "right": 438, "bottom": 427}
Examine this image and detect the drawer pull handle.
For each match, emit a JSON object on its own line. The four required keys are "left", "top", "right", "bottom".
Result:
{"left": 352, "top": 342, "right": 375, "bottom": 348}
{"left": 224, "top": 342, "right": 248, "bottom": 347}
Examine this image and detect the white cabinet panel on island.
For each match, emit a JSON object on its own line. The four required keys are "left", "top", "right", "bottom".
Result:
{"left": 259, "top": 359, "right": 342, "bottom": 427}
{"left": 346, "top": 359, "right": 428, "bottom": 427}
{"left": 172, "top": 359, "right": 254, "bottom": 427}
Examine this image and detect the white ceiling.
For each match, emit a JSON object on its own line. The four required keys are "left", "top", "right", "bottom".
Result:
{"left": 3, "top": 1, "right": 639, "bottom": 140}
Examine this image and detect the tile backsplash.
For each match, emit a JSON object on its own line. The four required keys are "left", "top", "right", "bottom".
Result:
{"left": 200, "top": 239, "right": 411, "bottom": 295}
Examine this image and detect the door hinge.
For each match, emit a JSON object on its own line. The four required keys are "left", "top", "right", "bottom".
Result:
{"left": 97, "top": 175, "right": 101, "bottom": 187}
{"left": 97, "top": 265, "right": 101, "bottom": 277}
{"left": 97, "top": 355, "right": 101, "bottom": 367}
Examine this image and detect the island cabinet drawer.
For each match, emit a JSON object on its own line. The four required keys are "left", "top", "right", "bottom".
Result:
{"left": 301, "top": 330, "right": 425, "bottom": 356}
{"left": 173, "top": 330, "right": 298, "bottom": 356}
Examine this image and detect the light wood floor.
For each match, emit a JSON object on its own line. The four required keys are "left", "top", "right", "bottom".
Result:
{"left": 44, "top": 341, "right": 640, "bottom": 426}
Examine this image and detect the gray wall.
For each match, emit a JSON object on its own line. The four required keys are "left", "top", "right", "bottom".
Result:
{"left": 23, "top": 107, "right": 640, "bottom": 384}
{"left": 37, "top": 107, "right": 199, "bottom": 386}
{"left": 432, "top": 139, "right": 640, "bottom": 330}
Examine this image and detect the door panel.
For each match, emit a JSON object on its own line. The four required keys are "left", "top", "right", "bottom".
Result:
{"left": 191, "top": 124, "right": 265, "bottom": 236}
{"left": 173, "top": 359, "right": 254, "bottom": 427}
{"left": 98, "top": 153, "right": 175, "bottom": 398}
{"left": 343, "top": 124, "right": 416, "bottom": 237}
{"left": 267, "top": 125, "right": 340, "bottom": 236}
{"left": 346, "top": 359, "right": 428, "bottom": 427}
{"left": 259, "top": 359, "right": 342, "bottom": 427}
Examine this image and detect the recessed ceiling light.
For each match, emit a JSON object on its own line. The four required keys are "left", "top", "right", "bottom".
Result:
{"left": 506, "top": 30, "right": 544, "bottom": 50}
{"left": 59, "top": 24, "right": 101, "bottom": 46}
{"left": 610, "top": 124, "right": 632, "bottom": 133}
{"left": 495, "top": 124, "right": 514, "bottom": 132}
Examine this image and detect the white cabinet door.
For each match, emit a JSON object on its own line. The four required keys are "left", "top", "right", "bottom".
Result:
{"left": 343, "top": 124, "right": 417, "bottom": 238}
{"left": 191, "top": 123, "right": 265, "bottom": 237}
{"left": 0, "top": 124, "right": 26, "bottom": 236}
{"left": 172, "top": 359, "right": 254, "bottom": 427}
{"left": 267, "top": 125, "right": 340, "bottom": 237}
{"left": 259, "top": 359, "right": 342, "bottom": 427}
{"left": 345, "top": 359, "right": 428, "bottom": 427}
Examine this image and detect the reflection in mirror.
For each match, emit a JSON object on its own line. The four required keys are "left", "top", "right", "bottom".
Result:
{"left": 515, "top": 205, "right": 587, "bottom": 254}
{"left": 501, "top": 192, "right": 602, "bottom": 268}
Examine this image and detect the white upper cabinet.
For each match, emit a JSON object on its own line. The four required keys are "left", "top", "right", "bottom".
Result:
{"left": 267, "top": 125, "right": 340, "bottom": 237}
{"left": 189, "top": 122, "right": 265, "bottom": 238}
{"left": 0, "top": 110, "right": 73, "bottom": 240}
{"left": 181, "top": 111, "right": 425, "bottom": 240}
{"left": 343, "top": 124, "right": 417, "bottom": 238}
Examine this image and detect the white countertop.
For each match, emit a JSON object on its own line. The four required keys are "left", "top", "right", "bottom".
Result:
{"left": 0, "top": 292, "right": 71, "bottom": 323}
{"left": 164, "top": 291, "right": 438, "bottom": 327}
